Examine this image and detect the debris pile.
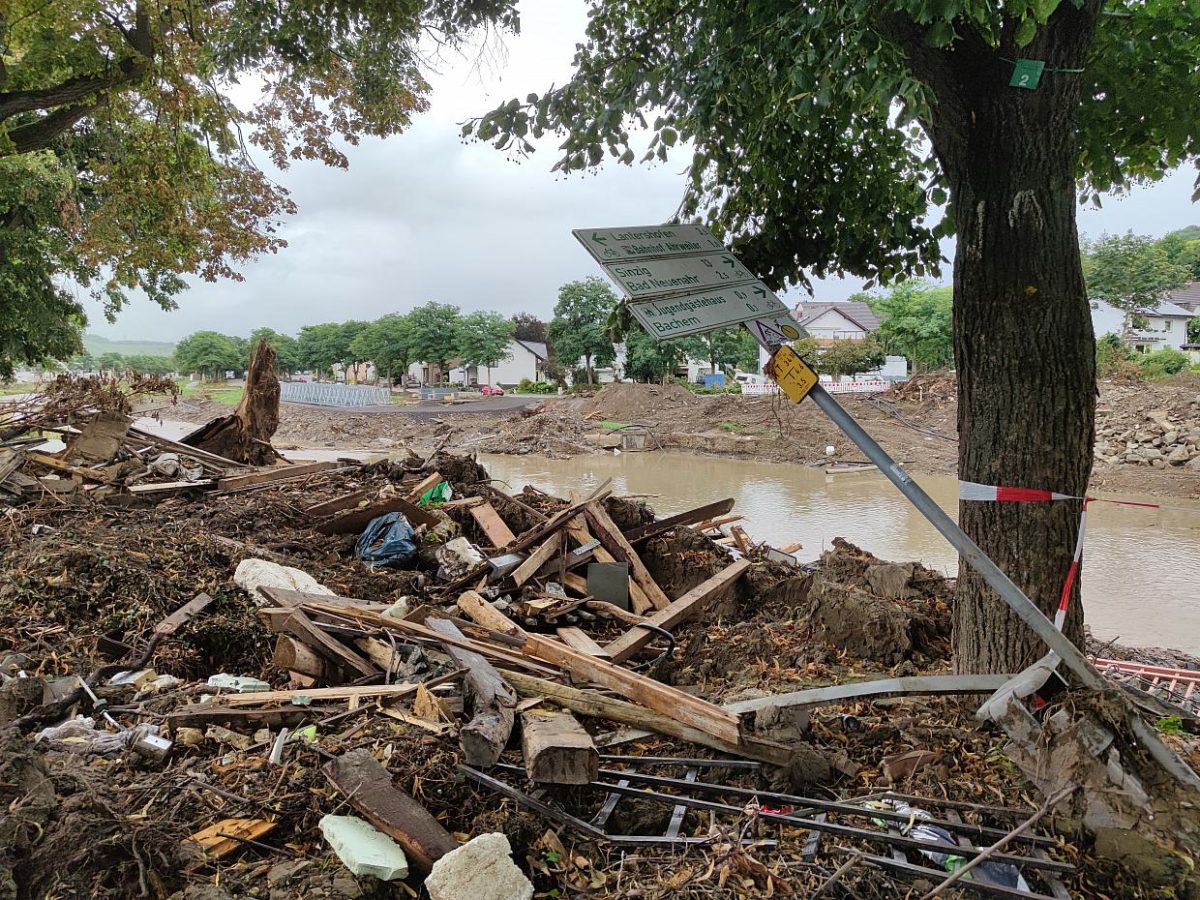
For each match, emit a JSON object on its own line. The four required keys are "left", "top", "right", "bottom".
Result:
{"left": 1, "top": 381, "right": 1198, "bottom": 898}
{"left": 1093, "top": 391, "right": 1200, "bottom": 469}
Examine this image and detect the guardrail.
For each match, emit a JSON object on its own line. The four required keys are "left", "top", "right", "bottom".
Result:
{"left": 280, "top": 382, "right": 392, "bottom": 407}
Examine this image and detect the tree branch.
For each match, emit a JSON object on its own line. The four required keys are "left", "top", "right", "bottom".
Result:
{"left": 7, "top": 101, "right": 98, "bottom": 153}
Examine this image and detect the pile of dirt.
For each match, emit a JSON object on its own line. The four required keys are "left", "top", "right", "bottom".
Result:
{"left": 884, "top": 370, "right": 957, "bottom": 403}
{"left": 1094, "top": 376, "right": 1200, "bottom": 469}
{"left": 475, "top": 409, "right": 595, "bottom": 458}
{"left": 583, "top": 381, "right": 701, "bottom": 421}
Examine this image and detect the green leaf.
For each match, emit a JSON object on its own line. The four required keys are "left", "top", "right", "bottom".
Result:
{"left": 925, "top": 20, "right": 955, "bottom": 47}
{"left": 1014, "top": 17, "right": 1037, "bottom": 48}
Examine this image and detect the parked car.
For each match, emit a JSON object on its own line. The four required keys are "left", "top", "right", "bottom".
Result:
{"left": 480, "top": 384, "right": 506, "bottom": 396}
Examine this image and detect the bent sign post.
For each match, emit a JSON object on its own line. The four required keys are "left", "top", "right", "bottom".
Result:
{"left": 569, "top": 224, "right": 1196, "bottom": 789}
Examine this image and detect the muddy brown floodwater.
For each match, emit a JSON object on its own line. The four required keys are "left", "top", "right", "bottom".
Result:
{"left": 478, "top": 451, "right": 1200, "bottom": 655}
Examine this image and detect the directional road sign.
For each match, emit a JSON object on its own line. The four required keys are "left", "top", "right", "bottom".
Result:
{"left": 600, "top": 252, "right": 756, "bottom": 300}
{"left": 628, "top": 282, "right": 793, "bottom": 340}
{"left": 573, "top": 225, "right": 724, "bottom": 263}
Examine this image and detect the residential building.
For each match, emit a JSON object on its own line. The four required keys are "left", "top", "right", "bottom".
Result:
{"left": 792, "top": 301, "right": 882, "bottom": 342}
{"left": 1166, "top": 281, "right": 1200, "bottom": 314}
{"left": 1090, "top": 299, "right": 1194, "bottom": 352}
{"left": 448, "top": 339, "right": 548, "bottom": 387}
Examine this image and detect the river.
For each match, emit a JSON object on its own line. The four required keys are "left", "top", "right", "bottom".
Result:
{"left": 477, "top": 451, "right": 1200, "bottom": 655}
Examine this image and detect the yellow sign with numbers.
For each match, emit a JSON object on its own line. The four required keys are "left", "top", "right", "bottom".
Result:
{"left": 765, "top": 344, "right": 819, "bottom": 403}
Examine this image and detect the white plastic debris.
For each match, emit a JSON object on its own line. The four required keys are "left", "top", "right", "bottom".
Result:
{"left": 825, "top": 445, "right": 836, "bottom": 456}
{"left": 233, "top": 558, "right": 335, "bottom": 604}
{"left": 206, "top": 674, "right": 271, "bottom": 693}
{"left": 382, "top": 597, "right": 412, "bottom": 620}
{"left": 425, "top": 833, "right": 533, "bottom": 900}
{"left": 318, "top": 815, "right": 410, "bottom": 881}
{"left": 34, "top": 716, "right": 160, "bottom": 755}
{"left": 435, "top": 537, "right": 485, "bottom": 580}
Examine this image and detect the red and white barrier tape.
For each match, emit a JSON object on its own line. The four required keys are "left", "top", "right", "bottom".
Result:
{"left": 958, "top": 480, "right": 1198, "bottom": 631}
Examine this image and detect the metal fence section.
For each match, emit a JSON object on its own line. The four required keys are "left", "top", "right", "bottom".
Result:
{"left": 280, "top": 382, "right": 392, "bottom": 407}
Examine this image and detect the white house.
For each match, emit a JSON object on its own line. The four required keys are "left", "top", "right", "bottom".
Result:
{"left": 1090, "top": 298, "right": 1193, "bottom": 352}
{"left": 793, "top": 301, "right": 881, "bottom": 342}
{"left": 448, "top": 339, "right": 549, "bottom": 387}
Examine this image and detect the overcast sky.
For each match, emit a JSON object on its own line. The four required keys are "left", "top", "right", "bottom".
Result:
{"left": 88, "top": 0, "right": 1200, "bottom": 342}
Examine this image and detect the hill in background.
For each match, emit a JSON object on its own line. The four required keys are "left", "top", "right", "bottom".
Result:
{"left": 83, "top": 334, "right": 176, "bottom": 358}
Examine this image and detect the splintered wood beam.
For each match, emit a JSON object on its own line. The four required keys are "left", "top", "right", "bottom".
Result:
{"left": 323, "top": 748, "right": 459, "bottom": 872}
{"left": 404, "top": 472, "right": 443, "bottom": 503}
{"left": 623, "top": 498, "right": 736, "bottom": 545}
{"left": 216, "top": 461, "right": 337, "bottom": 492}
{"left": 316, "top": 495, "right": 439, "bottom": 534}
{"left": 502, "top": 670, "right": 789, "bottom": 767}
{"left": 276, "top": 609, "right": 378, "bottom": 678}
{"left": 470, "top": 502, "right": 518, "bottom": 548}
{"left": 584, "top": 502, "right": 671, "bottom": 610}
{"left": 426, "top": 617, "right": 516, "bottom": 767}
{"left": 273, "top": 634, "right": 339, "bottom": 681}
{"left": 521, "top": 709, "right": 598, "bottom": 785}
{"left": 604, "top": 559, "right": 751, "bottom": 665}
{"left": 154, "top": 592, "right": 214, "bottom": 637}
{"left": 555, "top": 626, "right": 611, "bottom": 659}
{"left": 510, "top": 532, "right": 562, "bottom": 587}
{"left": 456, "top": 591, "right": 741, "bottom": 745}
{"left": 304, "top": 489, "right": 372, "bottom": 518}
{"left": 564, "top": 515, "right": 652, "bottom": 613}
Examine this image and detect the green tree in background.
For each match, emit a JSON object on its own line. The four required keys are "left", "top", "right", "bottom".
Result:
{"left": 1083, "top": 234, "right": 1190, "bottom": 337}
{"left": 97, "top": 352, "right": 126, "bottom": 374}
{"left": 471, "top": 0, "right": 1200, "bottom": 674}
{"left": 1161, "top": 226, "right": 1200, "bottom": 280}
{"left": 869, "top": 282, "right": 954, "bottom": 372}
{"left": 459, "top": 311, "right": 516, "bottom": 383}
{"left": 549, "top": 278, "right": 617, "bottom": 385}
{"left": 297, "top": 323, "right": 347, "bottom": 379}
{"left": 407, "top": 302, "right": 462, "bottom": 381}
{"left": 338, "top": 321, "right": 370, "bottom": 382}
{"left": 350, "top": 315, "right": 413, "bottom": 384}
{"left": 625, "top": 329, "right": 681, "bottom": 383}
{"left": 819, "top": 337, "right": 887, "bottom": 378}
{"left": 174, "top": 331, "right": 241, "bottom": 381}
{"left": 249, "top": 328, "right": 301, "bottom": 375}
{"left": 123, "top": 355, "right": 173, "bottom": 376}
{"left": 676, "top": 328, "right": 761, "bottom": 377}
{"left": 0, "top": 1, "right": 518, "bottom": 377}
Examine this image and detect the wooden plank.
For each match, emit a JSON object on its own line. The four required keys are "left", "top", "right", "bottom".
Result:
{"left": 323, "top": 748, "right": 459, "bottom": 872}
{"left": 167, "top": 705, "right": 315, "bottom": 729}
{"left": 127, "top": 426, "right": 250, "bottom": 469}
{"left": 470, "top": 502, "right": 518, "bottom": 547}
{"left": 623, "top": 498, "right": 736, "bottom": 545}
{"left": 316, "top": 495, "right": 439, "bottom": 534}
{"left": 510, "top": 532, "right": 562, "bottom": 587}
{"left": 503, "top": 670, "right": 790, "bottom": 766}
{"left": 154, "top": 592, "right": 214, "bottom": 637}
{"left": 521, "top": 709, "right": 598, "bottom": 785}
{"left": 404, "top": 472, "right": 442, "bottom": 503}
{"left": 217, "top": 461, "right": 337, "bottom": 491}
{"left": 604, "top": 559, "right": 751, "bottom": 665}
{"left": 275, "top": 610, "right": 378, "bottom": 678}
{"left": 456, "top": 591, "right": 741, "bottom": 745}
{"left": 257, "top": 586, "right": 389, "bottom": 612}
{"left": 127, "top": 479, "right": 214, "bottom": 494}
{"left": 304, "top": 489, "right": 371, "bottom": 518}
{"left": 565, "top": 514, "right": 652, "bottom": 612}
{"left": 584, "top": 502, "right": 671, "bottom": 610}
{"left": 273, "top": 634, "right": 338, "bottom": 681}
{"left": 426, "top": 617, "right": 516, "bottom": 767}
{"left": 26, "top": 451, "right": 113, "bottom": 482}
{"left": 218, "top": 681, "right": 425, "bottom": 706}
{"left": 0, "top": 448, "right": 26, "bottom": 484}
{"left": 439, "top": 496, "right": 485, "bottom": 510}
{"left": 183, "top": 818, "right": 276, "bottom": 862}
{"left": 556, "top": 626, "right": 611, "bottom": 659}
{"left": 696, "top": 514, "right": 742, "bottom": 532}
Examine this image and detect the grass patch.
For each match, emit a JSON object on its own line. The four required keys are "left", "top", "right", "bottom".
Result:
{"left": 600, "top": 420, "right": 629, "bottom": 431}
{"left": 0, "top": 382, "right": 38, "bottom": 395}
{"left": 176, "top": 379, "right": 243, "bottom": 406}
{"left": 719, "top": 420, "right": 744, "bottom": 433}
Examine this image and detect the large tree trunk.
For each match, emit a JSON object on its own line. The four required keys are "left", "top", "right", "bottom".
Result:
{"left": 913, "top": 6, "right": 1100, "bottom": 673}
{"left": 182, "top": 341, "right": 281, "bottom": 466}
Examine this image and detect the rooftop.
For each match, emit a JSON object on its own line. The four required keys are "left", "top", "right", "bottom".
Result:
{"left": 793, "top": 301, "right": 881, "bottom": 333}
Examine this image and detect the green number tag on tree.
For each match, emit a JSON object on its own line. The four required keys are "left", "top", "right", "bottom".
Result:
{"left": 1010, "top": 59, "right": 1045, "bottom": 90}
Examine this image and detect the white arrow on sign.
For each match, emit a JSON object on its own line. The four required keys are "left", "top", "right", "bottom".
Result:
{"left": 573, "top": 225, "right": 724, "bottom": 263}
{"left": 601, "top": 253, "right": 756, "bottom": 300}
{"left": 628, "top": 282, "right": 791, "bottom": 340}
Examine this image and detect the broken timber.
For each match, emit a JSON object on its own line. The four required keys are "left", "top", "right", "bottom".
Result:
{"left": 623, "top": 497, "right": 736, "bottom": 545}
{"left": 722, "top": 674, "right": 1015, "bottom": 718}
{"left": 323, "top": 749, "right": 458, "bottom": 872}
{"left": 315, "top": 494, "right": 439, "bottom": 534}
{"left": 510, "top": 532, "right": 562, "bottom": 587}
{"left": 604, "top": 558, "right": 750, "bottom": 664}
{"left": 470, "top": 501, "right": 518, "bottom": 547}
{"left": 425, "top": 617, "right": 516, "bottom": 767}
{"left": 216, "top": 461, "right": 337, "bottom": 493}
{"left": 521, "top": 709, "right": 598, "bottom": 785}
{"left": 457, "top": 591, "right": 742, "bottom": 745}
{"left": 584, "top": 502, "right": 671, "bottom": 610}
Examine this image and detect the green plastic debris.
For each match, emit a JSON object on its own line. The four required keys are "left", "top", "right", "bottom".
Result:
{"left": 420, "top": 481, "right": 452, "bottom": 507}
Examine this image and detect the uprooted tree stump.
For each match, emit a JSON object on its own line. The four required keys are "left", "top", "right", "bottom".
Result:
{"left": 182, "top": 340, "right": 281, "bottom": 466}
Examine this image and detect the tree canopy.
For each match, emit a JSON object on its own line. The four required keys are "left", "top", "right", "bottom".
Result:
{"left": 511, "top": 313, "right": 549, "bottom": 344}
{"left": 549, "top": 278, "right": 618, "bottom": 385}
{"left": 868, "top": 281, "right": 954, "bottom": 372}
{"left": 1083, "top": 233, "right": 1190, "bottom": 314}
{"left": 0, "top": 0, "right": 518, "bottom": 375}
{"left": 407, "top": 302, "right": 462, "bottom": 376}
{"left": 675, "top": 328, "right": 761, "bottom": 375}
{"left": 249, "top": 328, "right": 301, "bottom": 374}
{"left": 174, "top": 331, "right": 241, "bottom": 380}
{"left": 459, "top": 311, "right": 515, "bottom": 376}
{"left": 349, "top": 315, "right": 412, "bottom": 380}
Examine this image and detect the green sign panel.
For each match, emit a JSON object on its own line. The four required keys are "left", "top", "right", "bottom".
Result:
{"left": 1010, "top": 59, "right": 1045, "bottom": 90}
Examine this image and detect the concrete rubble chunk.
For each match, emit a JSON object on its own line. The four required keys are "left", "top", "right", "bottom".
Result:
{"left": 319, "top": 814, "right": 410, "bottom": 881}
{"left": 425, "top": 833, "right": 533, "bottom": 900}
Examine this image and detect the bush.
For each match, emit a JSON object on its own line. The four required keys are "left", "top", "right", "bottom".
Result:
{"left": 1096, "top": 332, "right": 1136, "bottom": 377}
{"left": 1138, "top": 347, "right": 1189, "bottom": 378}
{"left": 516, "top": 378, "right": 556, "bottom": 395}
{"left": 686, "top": 383, "right": 742, "bottom": 394}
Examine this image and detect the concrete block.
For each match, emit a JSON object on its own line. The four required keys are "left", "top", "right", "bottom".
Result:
{"left": 425, "top": 833, "right": 533, "bottom": 900}
{"left": 319, "top": 814, "right": 409, "bottom": 881}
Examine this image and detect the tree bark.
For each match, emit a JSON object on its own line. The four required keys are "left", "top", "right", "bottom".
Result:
{"left": 893, "top": 6, "right": 1101, "bottom": 673}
